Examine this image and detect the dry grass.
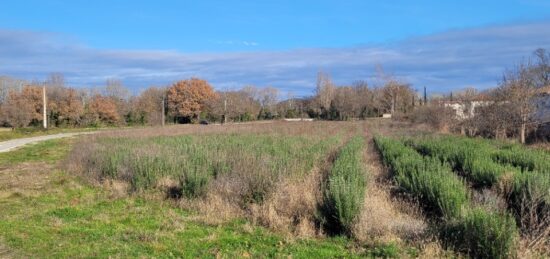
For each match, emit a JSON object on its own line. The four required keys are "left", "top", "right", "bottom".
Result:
{"left": 94, "top": 121, "right": 351, "bottom": 139}
{"left": 248, "top": 170, "right": 322, "bottom": 237}
{"left": 353, "top": 127, "right": 428, "bottom": 244}
{"left": 0, "top": 162, "right": 56, "bottom": 199}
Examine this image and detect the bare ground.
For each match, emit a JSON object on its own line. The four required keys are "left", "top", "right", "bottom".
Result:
{"left": 354, "top": 127, "right": 428, "bottom": 241}
{"left": 0, "top": 239, "right": 17, "bottom": 259}
{"left": 0, "top": 162, "right": 56, "bottom": 199}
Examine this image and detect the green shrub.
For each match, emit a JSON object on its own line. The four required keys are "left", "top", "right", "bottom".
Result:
{"left": 441, "top": 209, "right": 518, "bottom": 259}
{"left": 366, "top": 243, "right": 400, "bottom": 258}
{"left": 395, "top": 156, "right": 469, "bottom": 219}
{"left": 409, "top": 136, "right": 519, "bottom": 188}
{"left": 323, "top": 136, "right": 366, "bottom": 235}
{"left": 375, "top": 136, "right": 469, "bottom": 219}
{"left": 508, "top": 172, "right": 550, "bottom": 232}
{"left": 180, "top": 169, "right": 210, "bottom": 199}
{"left": 129, "top": 155, "right": 169, "bottom": 191}
{"left": 493, "top": 146, "right": 550, "bottom": 174}
{"left": 76, "top": 133, "right": 342, "bottom": 204}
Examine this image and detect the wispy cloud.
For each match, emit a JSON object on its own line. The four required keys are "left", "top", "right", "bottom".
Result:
{"left": 215, "top": 40, "right": 259, "bottom": 46}
{"left": 1, "top": 20, "right": 550, "bottom": 96}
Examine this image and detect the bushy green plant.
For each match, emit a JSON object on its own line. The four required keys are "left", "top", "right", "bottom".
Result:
{"left": 441, "top": 209, "right": 518, "bottom": 259}
{"left": 323, "top": 136, "right": 366, "bottom": 235}
{"left": 493, "top": 145, "right": 550, "bottom": 174}
{"left": 180, "top": 168, "right": 210, "bottom": 199}
{"left": 409, "top": 136, "right": 519, "bottom": 188}
{"left": 76, "top": 133, "right": 341, "bottom": 203}
{"left": 375, "top": 136, "right": 469, "bottom": 219}
{"left": 129, "top": 154, "right": 171, "bottom": 191}
{"left": 508, "top": 172, "right": 550, "bottom": 232}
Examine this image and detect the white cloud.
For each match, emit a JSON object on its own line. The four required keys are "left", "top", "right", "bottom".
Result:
{"left": 215, "top": 40, "right": 259, "bottom": 46}
{"left": 1, "top": 20, "right": 550, "bottom": 95}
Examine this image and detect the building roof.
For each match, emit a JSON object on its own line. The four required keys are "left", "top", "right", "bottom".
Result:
{"left": 537, "top": 85, "right": 550, "bottom": 95}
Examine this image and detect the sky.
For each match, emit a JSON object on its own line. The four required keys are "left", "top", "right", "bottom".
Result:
{"left": 1, "top": 0, "right": 550, "bottom": 96}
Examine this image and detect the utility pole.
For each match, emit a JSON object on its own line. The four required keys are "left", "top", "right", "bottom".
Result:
{"left": 161, "top": 95, "right": 165, "bottom": 127}
{"left": 223, "top": 97, "right": 227, "bottom": 124}
{"left": 42, "top": 84, "right": 47, "bottom": 129}
{"left": 423, "top": 86, "right": 427, "bottom": 106}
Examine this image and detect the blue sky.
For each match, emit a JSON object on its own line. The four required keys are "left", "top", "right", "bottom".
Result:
{"left": 1, "top": 0, "right": 550, "bottom": 95}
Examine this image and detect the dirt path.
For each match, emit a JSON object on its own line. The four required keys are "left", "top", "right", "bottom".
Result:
{"left": 353, "top": 125, "right": 428, "bottom": 244}
{"left": 0, "top": 239, "right": 16, "bottom": 259}
{"left": 0, "top": 132, "right": 94, "bottom": 153}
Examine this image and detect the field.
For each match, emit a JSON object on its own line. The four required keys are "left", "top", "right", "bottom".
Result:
{"left": 0, "top": 120, "right": 548, "bottom": 258}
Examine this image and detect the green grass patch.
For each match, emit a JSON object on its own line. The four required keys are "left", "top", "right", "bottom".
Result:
{"left": 0, "top": 138, "right": 72, "bottom": 166}
{"left": 0, "top": 173, "right": 366, "bottom": 258}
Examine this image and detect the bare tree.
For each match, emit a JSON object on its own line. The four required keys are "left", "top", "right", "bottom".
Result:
{"left": 533, "top": 48, "right": 550, "bottom": 87}
{"left": 315, "top": 71, "right": 335, "bottom": 110}
{"left": 104, "top": 79, "right": 130, "bottom": 101}
{"left": 496, "top": 62, "right": 537, "bottom": 143}
{"left": 258, "top": 87, "right": 279, "bottom": 110}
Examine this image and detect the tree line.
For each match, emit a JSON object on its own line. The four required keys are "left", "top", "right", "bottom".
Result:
{"left": 1, "top": 48, "right": 548, "bottom": 144}
{"left": 0, "top": 69, "right": 419, "bottom": 128}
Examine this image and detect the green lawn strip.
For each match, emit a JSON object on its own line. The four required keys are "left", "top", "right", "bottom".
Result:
{"left": 0, "top": 138, "right": 73, "bottom": 166}
{"left": 0, "top": 181, "right": 364, "bottom": 258}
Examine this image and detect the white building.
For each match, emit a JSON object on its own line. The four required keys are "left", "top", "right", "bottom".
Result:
{"left": 443, "top": 101, "right": 491, "bottom": 120}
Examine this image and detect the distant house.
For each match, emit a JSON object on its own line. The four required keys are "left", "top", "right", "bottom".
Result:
{"left": 382, "top": 113, "right": 392, "bottom": 119}
{"left": 534, "top": 86, "right": 550, "bottom": 124}
{"left": 443, "top": 100, "right": 492, "bottom": 120}
{"left": 283, "top": 118, "right": 314, "bottom": 122}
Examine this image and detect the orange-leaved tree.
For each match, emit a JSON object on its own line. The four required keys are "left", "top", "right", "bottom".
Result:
{"left": 1, "top": 85, "right": 44, "bottom": 127}
{"left": 167, "top": 78, "right": 217, "bottom": 122}
{"left": 87, "top": 95, "right": 120, "bottom": 125}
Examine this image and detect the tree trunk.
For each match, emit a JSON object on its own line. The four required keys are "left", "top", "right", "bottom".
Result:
{"left": 391, "top": 95, "right": 395, "bottom": 115}
{"left": 520, "top": 122, "right": 526, "bottom": 144}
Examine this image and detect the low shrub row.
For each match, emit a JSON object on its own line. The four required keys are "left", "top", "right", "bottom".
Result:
{"left": 74, "top": 133, "right": 341, "bottom": 203}
{"left": 493, "top": 145, "right": 550, "bottom": 174}
{"left": 375, "top": 136, "right": 469, "bottom": 219}
{"left": 507, "top": 172, "right": 550, "bottom": 233}
{"left": 374, "top": 136, "right": 518, "bottom": 258}
{"left": 322, "top": 136, "right": 366, "bottom": 235}
{"left": 408, "top": 136, "right": 519, "bottom": 188}
{"left": 410, "top": 135, "right": 550, "bottom": 241}
{"left": 441, "top": 208, "right": 518, "bottom": 259}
